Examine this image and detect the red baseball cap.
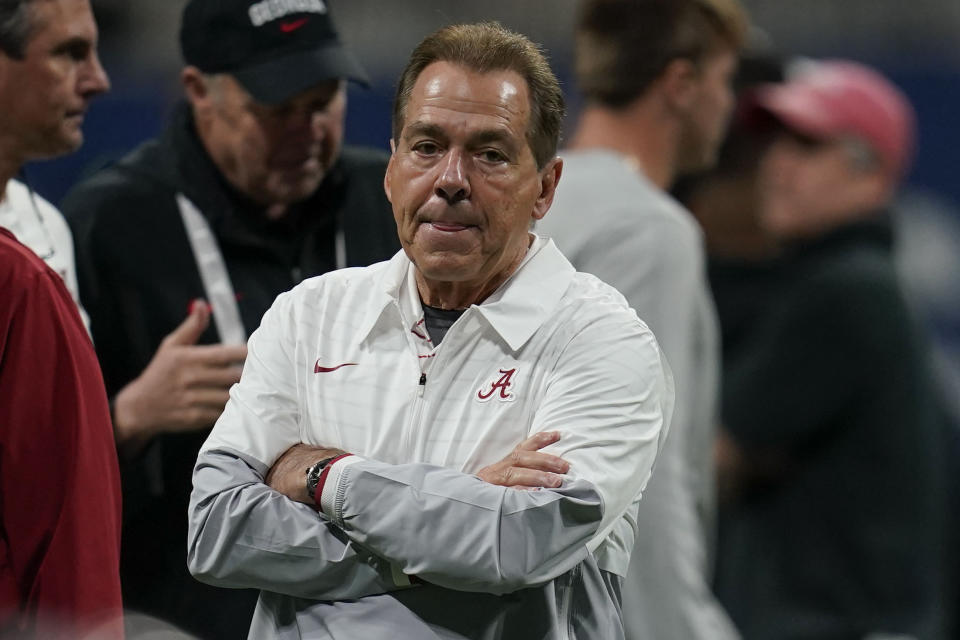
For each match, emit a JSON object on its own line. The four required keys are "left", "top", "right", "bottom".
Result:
{"left": 744, "top": 60, "right": 917, "bottom": 179}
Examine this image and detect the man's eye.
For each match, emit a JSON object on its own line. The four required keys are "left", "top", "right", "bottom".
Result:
{"left": 55, "top": 41, "right": 90, "bottom": 61}
{"left": 479, "top": 149, "right": 507, "bottom": 163}
{"left": 413, "top": 142, "right": 441, "bottom": 156}
{"left": 250, "top": 103, "right": 291, "bottom": 121}
{"left": 310, "top": 101, "right": 333, "bottom": 115}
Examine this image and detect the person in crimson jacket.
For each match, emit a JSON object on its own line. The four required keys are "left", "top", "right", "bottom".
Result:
{"left": 0, "top": 226, "right": 122, "bottom": 637}
{"left": 0, "top": 0, "right": 121, "bottom": 636}
{"left": 61, "top": 1, "right": 398, "bottom": 637}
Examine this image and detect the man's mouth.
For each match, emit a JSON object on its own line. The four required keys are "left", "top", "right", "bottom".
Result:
{"left": 274, "top": 156, "right": 321, "bottom": 172}
{"left": 273, "top": 144, "right": 324, "bottom": 170}
{"left": 428, "top": 222, "right": 471, "bottom": 232}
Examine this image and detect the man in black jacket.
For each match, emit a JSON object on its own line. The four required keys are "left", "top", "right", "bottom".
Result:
{"left": 61, "top": 1, "right": 398, "bottom": 637}
{"left": 713, "top": 60, "right": 948, "bottom": 639}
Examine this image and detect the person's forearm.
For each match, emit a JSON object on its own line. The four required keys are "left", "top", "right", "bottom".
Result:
{"left": 188, "top": 448, "right": 415, "bottom": 600}
{"left": 111, "top": 386, "right": 159, "bottom": 457}
{"left": 318, "top": 457, "right": 604, "bottom": 595}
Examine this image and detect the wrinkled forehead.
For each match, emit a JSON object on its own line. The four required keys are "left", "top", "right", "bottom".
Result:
{"left": 402, "top": 62, "right": 532, "bottom": 137}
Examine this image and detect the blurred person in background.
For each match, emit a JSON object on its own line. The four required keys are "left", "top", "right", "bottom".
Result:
{"left": 672, "top": 51, "right": 787, "bottom": 505}
{"left": 712, "top": 60, "right": 948, "bottom": 639}
{"left": 676, "top": 52, "right": 785, "bottom": 265}
{"left": 60, "top": 0, "right": 398, "bottom": 636}
{"left": 891, "top": 190, "right": 960, "bottom": 640}
{"left": 0, "top": 0, "right": 122, "bottom": 636}
{"left": 537, "top": 1, "right": 747, "bottom": 638}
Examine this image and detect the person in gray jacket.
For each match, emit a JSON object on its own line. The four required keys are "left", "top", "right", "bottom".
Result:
{"left": 188, "top": 22, "right": 674, "bottom": 639}
{"left": 537, "top": 1, "right": 748, "bottom": 638}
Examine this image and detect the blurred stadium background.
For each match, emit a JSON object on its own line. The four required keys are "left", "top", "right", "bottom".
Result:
{"left": 25, "top": 0, "right": 960, "bottom": 408}
{"left": 26, "top": 1, "right": 960, "bottom": 204}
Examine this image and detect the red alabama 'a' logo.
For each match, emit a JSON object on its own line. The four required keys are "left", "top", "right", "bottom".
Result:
{"left": 477, "top": 368, "right": 517, "bottom": 402}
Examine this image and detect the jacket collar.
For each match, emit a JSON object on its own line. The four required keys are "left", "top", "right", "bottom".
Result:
{"left": 356, "top": 235, "right": 576, "bottom": 352}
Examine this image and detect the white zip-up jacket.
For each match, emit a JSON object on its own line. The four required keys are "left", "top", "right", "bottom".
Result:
{"left": 188, "top": 237, "right": 674, "bottom": 639}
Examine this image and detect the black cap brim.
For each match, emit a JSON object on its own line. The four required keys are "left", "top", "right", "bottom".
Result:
{"left": 232, "top": 44, "right": 370, "bottom": 105}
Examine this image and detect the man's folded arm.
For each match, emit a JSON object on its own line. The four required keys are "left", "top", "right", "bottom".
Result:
{"left": 188, "top": 442, "right": 416, "bottom": 599}
{"left": 315, "top": 457, "right": 603, "bottom": 594}
{"left": 187, "top": 293, "right": 411, "bottom": 600}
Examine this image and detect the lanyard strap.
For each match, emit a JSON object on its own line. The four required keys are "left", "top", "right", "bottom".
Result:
{"left": 176, "top": 193, "right": 247, "bottom": 345}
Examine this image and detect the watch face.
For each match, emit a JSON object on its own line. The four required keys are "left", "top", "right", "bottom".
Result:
{"left": 306, "top": 461, "right": 324, "bottom": 499}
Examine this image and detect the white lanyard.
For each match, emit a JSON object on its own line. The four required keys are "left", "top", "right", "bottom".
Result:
{"left": 176, "top": 193, "right": 247, "bottom": 345}
{"left": 176, "top": 193, "right": 347, "bottom": 344}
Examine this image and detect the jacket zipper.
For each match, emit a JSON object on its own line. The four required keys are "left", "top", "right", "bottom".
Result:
{"left": 403, "top": 369, "right": 428, "bottom": 458}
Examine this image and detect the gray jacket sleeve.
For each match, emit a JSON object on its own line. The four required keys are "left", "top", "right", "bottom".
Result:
{"left": 317, "top": 457, "right": 603, "bottom": 594}
{"left": 189, "top": 445, "right": 603, "bottom": 598}
{"left": 189, "top": 446, "right": 413, "bottom": 600}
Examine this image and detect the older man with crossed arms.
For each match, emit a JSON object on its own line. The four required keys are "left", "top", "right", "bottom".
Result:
{"left": 188, "top": 21, "right": 673, "bottom": 639}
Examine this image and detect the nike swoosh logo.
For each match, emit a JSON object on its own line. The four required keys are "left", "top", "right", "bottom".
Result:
{"left": 314, "top": 360, "right": 357, "bottom": 373}
{"left": 280, "top": 17, "right": 310, "bottom": 33}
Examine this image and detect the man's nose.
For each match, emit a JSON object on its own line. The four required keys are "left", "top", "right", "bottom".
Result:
{"left": 435, "top": 148, "right": 469, "bottom": 204}
{"left": 80, "top": 52, "right": 110, "bottom": 97}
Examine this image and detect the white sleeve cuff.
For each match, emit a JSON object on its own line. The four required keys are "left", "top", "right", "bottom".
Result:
{"left": 319, "top": 455, "right": 364, "bottom": 520}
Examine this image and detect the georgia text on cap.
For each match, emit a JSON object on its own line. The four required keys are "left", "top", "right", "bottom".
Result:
{"left": 249, "top": 0, "right": 327, "bottom": 27}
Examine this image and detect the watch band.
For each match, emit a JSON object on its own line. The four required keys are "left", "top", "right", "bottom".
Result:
{"left": 306, "top": 453, "right": 353, "bottom": 507}
{"left": 305, "top": 456, "right": 338, "bottom": 501}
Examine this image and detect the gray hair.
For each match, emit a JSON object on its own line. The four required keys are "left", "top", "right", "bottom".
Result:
{"left": 0, "top": 0, "right": 37, "bottom": 60}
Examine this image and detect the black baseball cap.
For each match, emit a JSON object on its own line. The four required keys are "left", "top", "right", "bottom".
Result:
{"left": 180, "top": 0, "right": 370, "bottom": 105}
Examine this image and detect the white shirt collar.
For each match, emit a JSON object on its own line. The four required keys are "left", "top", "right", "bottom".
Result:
{"left": 356, "top": 234, "right": 575, "bottom": 352}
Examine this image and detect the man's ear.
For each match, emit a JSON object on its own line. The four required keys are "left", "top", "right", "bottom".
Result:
{"left": 181, "top": 66, "right": 210, "bottom": 108}
{"left": 660, "top": 57, "right": 699, "bottom": 112}
{"left": 383, "top": 148, "right": 395, "bottom": 204}
{"left": 532, "top": 157, "right": 563, "bottom": 221}
{"left": 383, "top": 138, "right": 399, "bottom": 202}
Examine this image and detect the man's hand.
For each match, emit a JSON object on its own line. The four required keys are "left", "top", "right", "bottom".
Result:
{"left": 267, "top": 443, "right": 347, "bottom": 505}
{"left": 112, "top": 300, "right": 247, "bottom": 450}
{"left": 477, "top": 431, "right": 569, "bottom": 490}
